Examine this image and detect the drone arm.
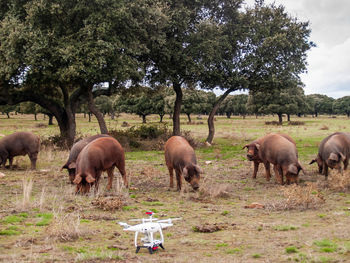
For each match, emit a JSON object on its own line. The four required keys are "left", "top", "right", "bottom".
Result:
{"left": 159, "top": 228, "right": 164, "bottom": 244}
{"left": 134, "top": 231, "right": 139, "bottom": 247}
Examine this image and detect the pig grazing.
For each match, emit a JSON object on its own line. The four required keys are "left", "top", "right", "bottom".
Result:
{"left": 0, "top": 132, "right": 40, "bottom": 169}
{"left": 164, "top": 136, "right": 202, "bottom": 191}
{"left": 256, "top": 134, "right": 303, "bottom": 184}
{"left": 73, "top": 137, "right": 128, "bottom": 194}
{"left": 243, "top": 133, "right": 295, "bottom": 180}
{"left": 62, "top": 134, "right": 110, "bottom": 183}
{"left": 311, "top": 132, "right": 350, "bottom": 178}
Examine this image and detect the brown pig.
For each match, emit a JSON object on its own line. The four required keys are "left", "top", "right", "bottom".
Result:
{"left": 73, "top": 137, "right": 128, "bottom": 194}
{"left": 310, "top": 132, "right": 350, "bottom": 178}
{"left": 61, "top": 134, "right": 111, "bottom": 183}
{"left": 0, "top": 132, "right": 40, "bottom": 169}
{"left": 164, "top": 136, "right": 202, "bottom": 191}
{"left": 256, "top": 134, "right": 303, "bottom": 184}
{"left": 243, "top": 133, "right": 295, "bottom": 180}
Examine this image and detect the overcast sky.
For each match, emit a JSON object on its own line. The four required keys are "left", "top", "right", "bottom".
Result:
{"left": 243, "top": 0, "right": 350, "bottom": 98}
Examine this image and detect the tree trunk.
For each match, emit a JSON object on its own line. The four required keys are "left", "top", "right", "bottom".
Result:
{"left": 88, "top": 113, "right": 91, "bottom": 122}
{"left": 315, "top": 112, "right": 318, "bottom": 117}
{"left": 110, "top": 111, "right": 115, "bottom": 120}
{"left": 142, "top": 115, "right": 147, "bottom": 123}
{"left": 287, "top": 114, "right": 290, "bottom": 122}
{"left": 186, "top": 113, "right": 191, "bottom": 123}
{"left": 6, "top": 112, "right": 10, "bottom": 118}
{"left": 206, "top": 88, "right": 235, "bottom": 144}
{"left": 48, "top": 114, "right": 54, "bottom": 125}
{"left": 88, "top": 89, "right": 108, "bottom": 134}
{"left": 159, "top": 114, "right": 164, "bottom": 123}
{"left": 278, "top": 113, "right": 283, "bottom": 125}
{"left": 226, "top": 113, "right": 231, "bottom": 118}
{"left": 55, "top": 111, "right": 76, "bottom": 148}
{"left": 84, "top": 112, "right": 86, "bottom": 118}
{"left": 172, "top": 81, "right": 183, "bottom": 136}
{"left": 34, "top": 113, "right": 37, "bottom": 121}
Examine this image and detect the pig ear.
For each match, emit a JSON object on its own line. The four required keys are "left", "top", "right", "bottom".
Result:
{"left": 194, "top": 164, "right": 203, "bottom": 174}
{"left": 242, "top": 144, "right": 249, "bottom": 150}
{"left": 73, "top": 174, "right": 82, "bottom": 185}
{"left": 339, "top": 152, "right": 346, "bottom": 161}
{"left": 298, "top": 162, "right": 306, "bottom": 175}
{"left": 255, "top": 143, "right": 260, "bottom": 150}
{"left": 288, "top": 164, "right": 298, "bottom": 175}
{"left": 309, "top": 159, "right": 316, "bottom": 165}
{"left": 68, "top": 162, "right": 76, "bottom": 169}
{"left": 329, "top": 153, "right": 338, "bottom": 161}
{"left": 86, "top": 173, "right": 95, "bottom": 183}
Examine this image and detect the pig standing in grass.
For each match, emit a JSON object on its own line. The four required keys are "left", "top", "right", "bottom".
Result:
{"left": 0, "top": 132, "right": 40, "bottom": 169}
{"left": 62, "top": 134, "right": 111, "bottom": 183}
{"left": 310, "top": 132, "right": 350, "bottom": 178}
{"left": 164, "top": 136, "right": 202, "bottom": 191}
{"left": 256, "top": 134, "right": 303, "bottom": 184}
{"left": 73, "top": 137, "right": 128, "bottom": 194}
{"left": 243, "top": 133, "right": 295, "bottom": 180}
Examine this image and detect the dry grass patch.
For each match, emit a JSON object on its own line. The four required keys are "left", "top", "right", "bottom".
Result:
{"left": 192, "top": 223, "right": 228, "bottom": 233}
{"left": 46, "top": 212, "right": 87, "bottom": 242}
{"left": 266, "top": 182, "right": 325, "bottom": 210}
{"left": 91, "top": 194, "right": 127, "bottom": 211}
{"left": 198, "top": 178, "right": 231, "bottom": 199}
{"left": 326, "top": 170, "right": 350, "bottom": 191}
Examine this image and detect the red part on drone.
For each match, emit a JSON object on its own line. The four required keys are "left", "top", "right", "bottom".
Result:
{"left": 146, "top": 211, "right": 153, "bottom": 215}
{"left": 153, "top": 247, "right": 158, "bottom": 250}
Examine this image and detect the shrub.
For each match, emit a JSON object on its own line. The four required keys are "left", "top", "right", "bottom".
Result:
{"left": 266, "top": 183, "right": 325, "bottom": 210}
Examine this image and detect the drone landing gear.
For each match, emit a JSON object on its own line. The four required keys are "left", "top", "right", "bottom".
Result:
{"left": 136, "top": 244, "right": 165, "bottom": 254}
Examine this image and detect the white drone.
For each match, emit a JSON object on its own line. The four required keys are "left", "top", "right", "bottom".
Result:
{"left": 118, "top": 211, "right": 181, "bottom": 254}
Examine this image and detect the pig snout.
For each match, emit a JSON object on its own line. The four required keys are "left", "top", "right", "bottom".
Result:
{"left": 189, "top": 177, "right": 200, "bottom": 191}
{"left": 246, "top": 153, "right": 254, "bottom": 161}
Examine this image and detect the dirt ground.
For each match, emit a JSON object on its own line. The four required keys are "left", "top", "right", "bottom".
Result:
{"left": 1, "top": 114, "right": 350, "bottom": 262}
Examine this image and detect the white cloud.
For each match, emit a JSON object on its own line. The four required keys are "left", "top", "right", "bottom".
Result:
{"left": 244, "top": 0, "right": 350, "bottom": 98}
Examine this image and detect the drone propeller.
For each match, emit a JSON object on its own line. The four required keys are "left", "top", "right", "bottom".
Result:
{"left": 129, "top": 218, "right": 159, "bottom": 222}
{"left": 157, "top": 217, "right": 182, "bottom": 223}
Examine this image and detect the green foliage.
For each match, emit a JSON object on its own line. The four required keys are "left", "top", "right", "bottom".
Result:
{"left": 219, "top": 94, "right": 248, "bottom": 118}
{"left": 306, "top": 94, "right": 335, "bottom": 116}
{"left": 252, "top": 254, "right": 262, "bottom": 258}
{"left": 333, "top": 96, "right": 350, "bottom": 117}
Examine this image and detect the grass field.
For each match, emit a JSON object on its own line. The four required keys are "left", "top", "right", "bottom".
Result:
{"left": 1, "top": 113, "right": 350, "bottom": 263}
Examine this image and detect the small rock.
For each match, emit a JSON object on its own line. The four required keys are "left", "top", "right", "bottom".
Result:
{"left": 205, "top": 161, "right": 212, "bottom": 165}
{"left": 0, "top": 172, "right": 5, "bottom": 178}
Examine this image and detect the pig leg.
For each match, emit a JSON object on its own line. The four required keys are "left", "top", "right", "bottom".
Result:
{"left": 175, "top": 169, "right": 182, "bottom": 191}
{"left": 252, "top": 161, "right": 259, "bottom": 179}
{"left": 94, "top": 171, "right": 102, "bottom": 194}
{"left": 117, "top": 162, "right": 128, "bottom": 188}
{"left": 29, "top": 152, "right": 38, "bottom": 170}
{"left": 274, "top": 165, "right": 283, "bottom": 185}
{"left": 343, "top": 158, "right": 348, "bottom": 171}
{"left": 168, "top": 167, "right": 174, "bottom": 188}
{"left": 323, "top": 162, "right": 329, "bottom": 179}
{"left": 263, "top": 162, "right": 271, "bottom": 181}
{"left": 9, "top": 157, "right": 13, "bottom": 169}
{"left": 106, "top": 167, "right": 115, "bottom": 191}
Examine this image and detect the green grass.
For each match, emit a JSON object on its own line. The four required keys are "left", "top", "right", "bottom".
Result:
{"left": 141, "top": 201, "right": 164, "bottom": 206}
{"left": 225, "top": 248, "right": 241, "bottom": 254}
{"left": 314, "top": 239, "right": 338, "bottom": 253}
{"left": 285, "top": 246, "right": 298, "bottom": 254}
{"left": 252, "top": 254, "right": 261, "bottom": 258}
{"left": 0, "top": 226, "right": 21, "bottom": 235}
{"left": 36, "top": 213, "right": 53, "bottom": 226}
{"left": 216, "top": 243, "right": 228, "bottom": 248}
{"left": 2, "top": 214, "right": 28, "bottom": 224}
{"left": 274, "top": 225, "right": 298, "bottom": 231}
